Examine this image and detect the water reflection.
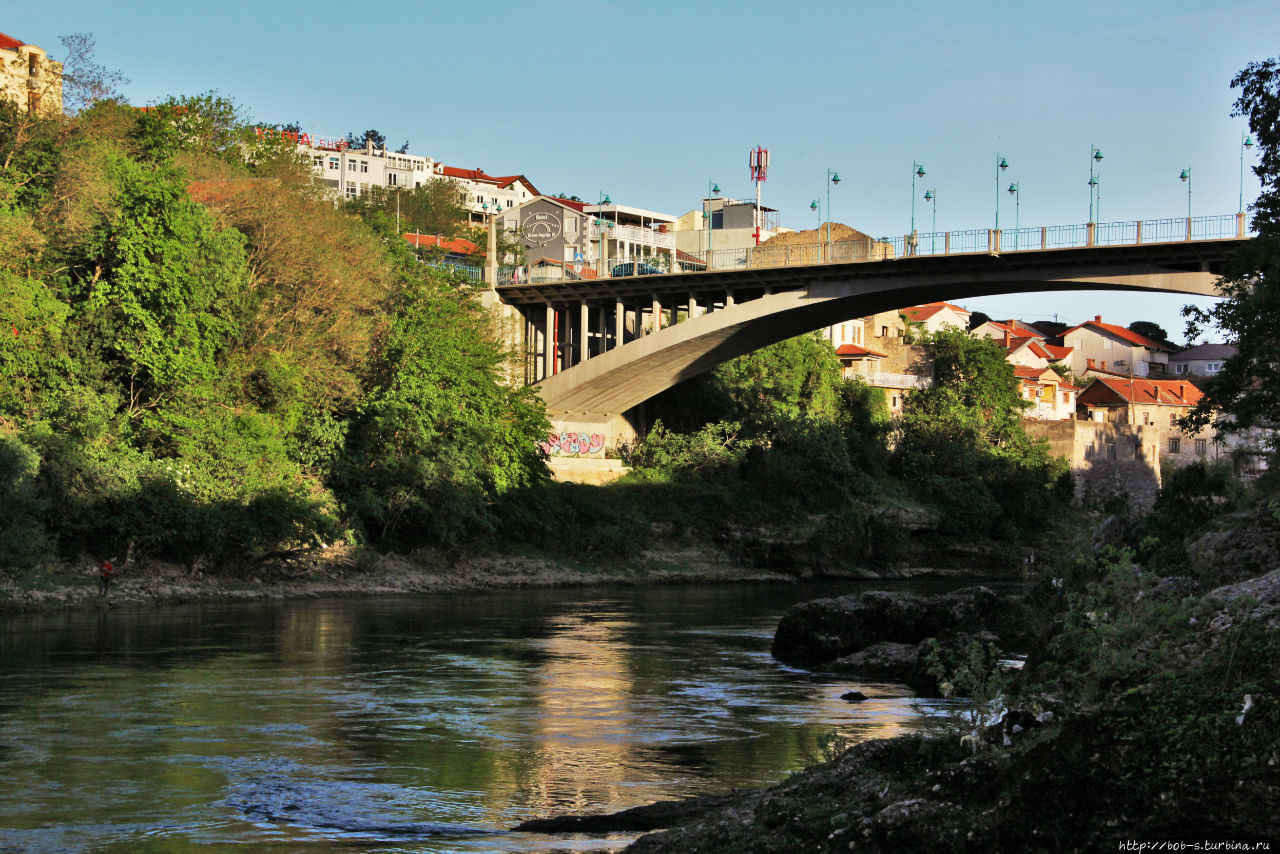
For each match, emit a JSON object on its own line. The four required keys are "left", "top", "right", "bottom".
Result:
{"left": 0, "top": 579, "right": 985, "bottom": 853}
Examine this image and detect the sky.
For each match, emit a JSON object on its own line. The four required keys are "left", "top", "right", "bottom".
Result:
{"left": 7, "top": 0, "right": 1277, "bottom": 343}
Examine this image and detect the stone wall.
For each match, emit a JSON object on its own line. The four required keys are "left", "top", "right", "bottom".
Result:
{"left": 1026, "top": 419, "right": 1162, "bottom": 511}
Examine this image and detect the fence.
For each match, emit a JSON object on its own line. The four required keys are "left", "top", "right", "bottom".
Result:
{"left": 494, "top": 213, "right": 1249, "bottom": 286}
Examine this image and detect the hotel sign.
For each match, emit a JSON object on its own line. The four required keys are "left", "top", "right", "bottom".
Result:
{"left": 523, "top": 212, "right": 562, "bottom": 245}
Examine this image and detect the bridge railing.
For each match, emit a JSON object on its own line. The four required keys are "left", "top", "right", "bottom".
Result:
{"left": 497, "top": 214, "right": 1249, "bottom": 285}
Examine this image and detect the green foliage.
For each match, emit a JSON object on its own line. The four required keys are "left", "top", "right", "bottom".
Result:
{"left": 918, "top": 638, "right": 1012, "bottom": 744}
{"left": 621, "top": 420, "right": 745, "bottom": 481}
{"left": 0, "top": 434, "right": 50, "bottom": 572}
{"left": 1138, "top": 461, "right": 1242, "bottom": 573}
{"left": 1182, "top": 58, "right": 1280, "bottom": 446}
{"left": 332, "top": 272, "right": 549, "bottom": 548}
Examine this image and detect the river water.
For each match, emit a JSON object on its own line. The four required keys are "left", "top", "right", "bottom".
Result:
{"left": 0, "top": 579, "right": 973, "bottom": 853}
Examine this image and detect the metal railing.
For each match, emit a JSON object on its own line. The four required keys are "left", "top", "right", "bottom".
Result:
{"left": 589, "top": 221, "right": 676, "bottom": 249}
{"left": 495, "top": 213, "right": 1250, "bottom": 285}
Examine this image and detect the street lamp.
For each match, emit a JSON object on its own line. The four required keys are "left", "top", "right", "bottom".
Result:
{"left": 1240, "top": 132, "right": 1255, "bottom": 214}
{"left": 1088, "top": 146, "right": 1103, "bottom": 224}
{"left": 1179, "top": 168, "right": 1192, "bottom": 229}
{"left": 595, "top": 192, "right": 614, "bottom": 272}
{"left": 826, "top": 170, "right": 840, "bottom": 247}
{"left": 910, "top": 162, "right": 925, "bottom": 235}
{"left": 1007, "top": 182, "right": 1020, "bottom": 248}
{"left": 810, "top": 198, "right": 821, "bottom": 228}
{"left": 705, "top": 181, "right": 720, "bottom": 257}
{"left": 923, "top": 188, "right": 937, "bottom": 253}
{"left": 994, "top": 155, "right": 1008, "bottom": 230}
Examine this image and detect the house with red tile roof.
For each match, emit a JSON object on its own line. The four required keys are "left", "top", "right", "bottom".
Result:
{"left": 435, "top": 165, "right": 540, "bottom": 224}
{"left": 404, "top": 232, "right": 480, "bottom": 260}
{"left": 1075, "top": 376, "right": 1224, "bottom": 468}
{"left": 1060, "top": 315, "right": 1176, "bottom": 378}
{"left": 1014, "top": 365, "right": 1078, "bottom": 420}
{"left": 1, "top": 30, "right": 62, "bottom": 116}
{"left": 901, "top": 301, "right": 971, "bottom": 333}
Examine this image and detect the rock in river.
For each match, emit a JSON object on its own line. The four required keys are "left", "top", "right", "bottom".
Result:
{"left": 771, "top": 586, "right": 1010, "bottom": 666}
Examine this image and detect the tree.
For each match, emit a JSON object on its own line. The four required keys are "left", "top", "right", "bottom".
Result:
{"left": 1127, "top": 320, "right": 1169, "bottom": 344}
{"left": 346, "top": 129, "right": 386, "bottom": 149}
{"left": 59, "top": 33, "right": 129, "bottom": 114}
{"left": 1183, "top": 58, "right": 1280, "bottom": 437}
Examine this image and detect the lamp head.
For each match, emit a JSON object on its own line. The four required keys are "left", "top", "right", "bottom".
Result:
{"left": 831, "top": 172, "right": 841, "bottom": 185}
{"left": 1244, "top": 134, "right": 1255, "bottom": 149}
{"left": 1093, "top": 149, "right": 1103, "bottom": 162}
{"left": 998, "top": 156, "right": 1009, "bottom": 171}
{"left": 1008, "top": 182, "right": 1018, "bottom": 195}
{"left": 1179, "top": 169, "right": 1190, "bottom": 183}
{"left": 1088, "top": 176, "right": 1098, "bottom": 187}
{"left": 924, "top": 189, "right": 933, "bottom": 201}
{"left": 915, "top": 164, "right": 925, "bottom": 178}
{"left": 601, "top": 193, "right": 611, "bottom": 205}
{"left": 810, "top": 199, "right": 819, "bottom": 212}
{"left": 710, "top": 183, "right": 720, "bottom": 195}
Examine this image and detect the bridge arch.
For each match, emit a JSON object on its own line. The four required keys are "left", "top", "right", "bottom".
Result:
{"left": 521, "top": 240, "right": 1236, "bottom": 423}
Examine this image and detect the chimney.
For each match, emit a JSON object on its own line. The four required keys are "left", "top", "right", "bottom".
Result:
{"left": 1087, "top": 358, "right": 1095, "bottom": 369}
{"left": 1004, "top": 329, "right": 1010, "bottom": 346}
{"left": 1094, "top": 315, "right": 1102, "bottom": 323}
{"left": 1102, "top": 361, "right": 1107, "bottom": 370}
{"left": 1179, "top": 382, "right": 1187, "bottom": 399}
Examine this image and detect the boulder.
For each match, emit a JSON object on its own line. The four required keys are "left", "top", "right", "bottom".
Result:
{"left": 771, "top": 586, "right": 1009, "bottom": 666}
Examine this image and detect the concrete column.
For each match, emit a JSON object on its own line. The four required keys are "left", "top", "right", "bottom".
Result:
{"left": 1237, "top": 211, "right": 1246, "bottom": 238}
{"left": 544, "top": 304, "right": 556, "bottom": 377}
{"left": 614, "top": 299, "right": 625, "bottom": 348}
{"left": 726, "top": 290, "right": 736, "bottom": 307}
{"left": 688, "top": 293, "right": 699, "bottom": 319}
{"left": 652, "top": 295, "right": 661, "bottom": 332}
{"left": 485, "top": 213, "right": 498, "bottom": 285}
{"left": 1086, "top": 222, "right": 1096, "bottom": 246}
{"left": 579, "top": 302, "right": 590, "bottom": 363}
{"left": 1136, "top": 221, "right": 1143, "bottom": 244}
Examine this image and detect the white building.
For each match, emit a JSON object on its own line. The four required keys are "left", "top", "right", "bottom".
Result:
{"left": 1060, "top": 315, "right": 1174, "bottom": 378}
{"left": 435, "top": 166, "right": 540, "bottom": 224}
{"left": 674, "top": 197, "right": 781, "bottom": 259}
{"left": 585, "top": 202, "right": 677, "bottom": 271}
{"left": 283, "top": 131, "right": 436, "bottom": 199}
{"left": 1169, "top": 343, "right": 1235, "bottom": 377}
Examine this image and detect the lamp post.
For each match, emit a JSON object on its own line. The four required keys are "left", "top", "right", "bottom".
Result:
{"left": 1240, "top": 132, "right": 1255, "bottom": 214}
{"left": 826, "top": 169, "right": 840, "bottom": 248}
{"left": 705, "top": 181, "right": 721, "bottom": 259}
{"left": 1179, "top": 168, "right": 1192, "bottom": 238}
{"left": 1088, "top": 146, "right": 1103, "bottom": 224}
{"left": 909, "top": 162, "right": 925, "bottom": 255}
{"left": 923, "top": 188, "right": 937, "bottom": 253}
{"left": 595, "top": 191, "right": 614, "bottom": 273}
{"left": 1007, "top": 182, "right": 1020, "bottom": 248}
{"left": 810, "top": 198, "right": 821, "bottom": 228}
{"left": 994, "top": 155, "right": 1008, "bottom": 231}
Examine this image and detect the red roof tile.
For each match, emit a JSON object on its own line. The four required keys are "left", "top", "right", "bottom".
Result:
{"left": 438, "top": 166, "right": 539, "bottom": 196}
{"left": 1080, "top": 377, "right": 1204, "bottom": 407}
{"left": 547, "top": 196, "right": 587, "bottom": 212}
{"left": 835, "top": 344, "right": 887, "bottom": 358}
{"left": 902, "top": 301, "right": 970, "bottom": 323}
{"left": 1061, "top": 317, "right": 1172, "bottom": 351}
{"left": 404, "top": 233, "right": 479, "bottom": 254}
{"left": 0, "top": 32, "right": 25, "bottom": 50}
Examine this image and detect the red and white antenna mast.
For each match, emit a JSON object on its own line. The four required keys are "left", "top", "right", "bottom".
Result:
{"left": 749, "top": 146, "right": 770, "bottom": 245}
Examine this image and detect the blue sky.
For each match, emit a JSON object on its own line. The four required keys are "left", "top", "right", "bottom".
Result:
{"left": 7, "top": 0, "right": 1277, "bottom": 342}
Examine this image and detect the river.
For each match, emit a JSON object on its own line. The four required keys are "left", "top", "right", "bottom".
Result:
{"left": 0, "top": 578, "right": 977, "bottom": 853}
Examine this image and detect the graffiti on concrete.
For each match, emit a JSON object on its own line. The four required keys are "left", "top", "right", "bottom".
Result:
{"left": 539, "top": 431, "right": 606, "bottom": 457}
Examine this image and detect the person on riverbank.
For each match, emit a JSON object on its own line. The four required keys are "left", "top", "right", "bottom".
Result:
{"left": 98, "top": 559, "right": 115, "bottom": 597}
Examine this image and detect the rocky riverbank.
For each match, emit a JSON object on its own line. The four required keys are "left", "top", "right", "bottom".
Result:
{"left": 518, "top": 564, "right": 1280, "bottom": 851}
{"left": 0, "top": 543, "right": 816, "bottom": 613}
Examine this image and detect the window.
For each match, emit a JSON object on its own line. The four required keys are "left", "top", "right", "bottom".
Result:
{"left": 388, "top": 173, "right": 398, "bottom": 186}
{"left": 1206, "top": 362, "right": 1221, "bottom": 373}
{"left": 1104, "top": 338, "right": 1113, "bottom": 350}
{"left": 1170, "top": 413, "right": 1177, "bottom": 426}
{"left": 328, "top": 157, "right": 339, "bottom": 170}
{"left": 1107, "top": 442, "right": 1117, "bottom": 460}
{"left": 1169, "top": 437, "right": 1181, "bottom": 454}
{"left": 1142, "top": 411, "right": 1150, "bottom": 425}
{"left": 1175, "top": 363, "right": 1188, "bottom": 375}
{"left": 1134, "top": 441, "right": 1143, "bottom": 460}
{"left": 28, "top": 53, "right": 38, "bottom": 76}
{"left": 345, "top": 185, "right": 356, "bottom": 198}
{"left": 1061, "top": 391, "right": 1069, "bottom": 404}
{"left": 348, "top": 159, "right": 356, "bottom": 170}
{"left": 1195, "top": 438, "right": 1207, "bottom": 455}
{"left": 1085, "top": 441, "right": 1095, "bottom": 460}
{"left": 361, "top": 161, "right": 368, "bottom": 173}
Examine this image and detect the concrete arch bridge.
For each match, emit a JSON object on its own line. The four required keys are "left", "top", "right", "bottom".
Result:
{"left": 492, "top": 214, "right": 1249, "bottom": 449}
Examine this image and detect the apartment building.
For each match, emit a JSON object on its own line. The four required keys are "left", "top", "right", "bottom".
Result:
{"left": 436, "top": 166, "right": 539, "bottom": 224}
{"left": 1060, "top": 315, "right": 1174, "bottom": 377}
{"left": 0, "top": 31, "right": 62, "bottom": 117}
{"left": 291, "top": 133, "right": 435, "bottom": 199}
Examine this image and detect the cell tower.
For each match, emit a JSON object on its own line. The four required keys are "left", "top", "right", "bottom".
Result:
{"left": 749, "top": 146, "right": 770, "bottom": 245}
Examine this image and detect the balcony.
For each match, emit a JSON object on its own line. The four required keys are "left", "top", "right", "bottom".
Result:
{"left": 590, "top": 221, "right": 675, "bottom": 250}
